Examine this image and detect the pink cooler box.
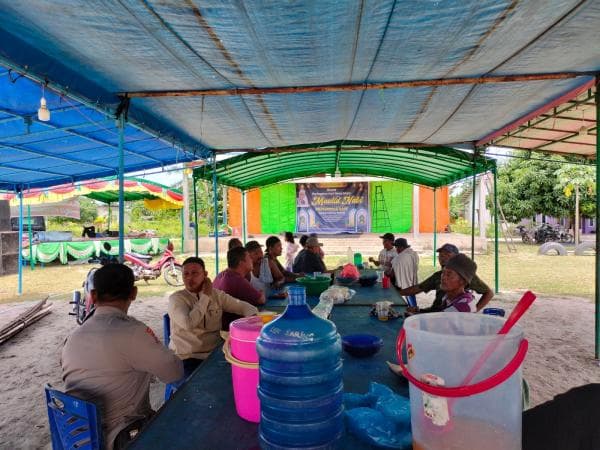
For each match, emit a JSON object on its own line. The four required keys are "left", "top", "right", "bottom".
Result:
{"left": 228, "top": 316, "right": 263, "bottom": 423}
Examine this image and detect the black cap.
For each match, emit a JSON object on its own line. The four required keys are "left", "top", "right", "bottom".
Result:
{"left": 379, "top": 233, "right": 395, "bottom": 241}
{"left": 393, "top": 238, "right": 409, "bottom": 248}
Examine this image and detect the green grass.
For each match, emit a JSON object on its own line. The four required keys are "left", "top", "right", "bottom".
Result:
{"left": 0, "top": 243, "right": 594, "bottom": 303}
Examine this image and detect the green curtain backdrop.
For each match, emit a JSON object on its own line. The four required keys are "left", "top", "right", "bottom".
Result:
{"left": 369, "top": 181, "right": 413, "bottom": 233}
{"left": 260, "top": 184, "right": 296, "bottom": 234}
{"left": 23, "top": 238, "right": 170, "bottom": 265}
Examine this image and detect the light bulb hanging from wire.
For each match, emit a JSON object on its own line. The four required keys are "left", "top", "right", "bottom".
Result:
{"left": 37, "top": 84, "right": 50, "bottom": 122}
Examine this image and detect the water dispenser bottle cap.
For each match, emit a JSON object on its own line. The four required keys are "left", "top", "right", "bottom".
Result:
{"left": 288, "top": 285, "right": 307, "bottom": 305}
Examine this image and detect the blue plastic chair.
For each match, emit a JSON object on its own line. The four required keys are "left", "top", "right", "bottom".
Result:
{"left": 45, "top": 384, "right": 102, "bottom": 450}
{"left": 163, "top": 313, "right": 178, "bottom": 401}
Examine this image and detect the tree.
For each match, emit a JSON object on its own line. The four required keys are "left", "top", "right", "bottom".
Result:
{"left": 496, "top": 153, "right": 572, "bottom": 222}
{"left": 555, "top": 165, "right": 596, "bottom": 243}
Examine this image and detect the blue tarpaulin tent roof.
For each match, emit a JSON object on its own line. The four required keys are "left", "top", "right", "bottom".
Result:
{"left": 0, "top": 0, "right": 598, "bottom": 164}
{"left": 0, "top": 65, "right": 201, "bottom": 191}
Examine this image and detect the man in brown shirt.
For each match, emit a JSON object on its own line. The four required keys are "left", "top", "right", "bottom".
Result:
{"left": 61, "top": 264, "right": 183, "bottom": 450}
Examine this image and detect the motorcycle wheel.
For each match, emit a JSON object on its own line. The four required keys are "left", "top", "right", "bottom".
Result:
{"left": 163, "top": 264, "right": 184, "bottom": 286}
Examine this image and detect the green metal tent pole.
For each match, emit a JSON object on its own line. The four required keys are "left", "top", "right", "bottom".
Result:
{"left": 117, "top": 114, "right": 125, "bottom": 262}
{"left": 107, "top": 202, "right": 111, "bottom": 231}
{"left": 180, "top": 208, "right": 184, "bottom": 253}
{"left": 27, "top": 204, "right": 33, "bottom": 270}
{"left": 471, "top": 171, "right": 477, "bottom": 260}
{"left": 193, "top": 175, "right": 199, "bottom": 257}
{"left": 242, "top": 190, "right": 247, "bottom": 245}
{"left": 433, "top": 187, "right": 437, "bottom": 267}
{"left": 493, "top": 168, "right": 499, "bottom": 294}
{"left": 17, "top": 190, "right": 23, "bottom": 295}
{"left": 595, "top": 78, "right": 600, "bottom": 361}
{"left": 213, "top": 154, "right": 219, "bottom": 274}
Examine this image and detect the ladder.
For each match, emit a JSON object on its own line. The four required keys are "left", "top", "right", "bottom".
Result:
{"left": 482, "top": 173, "right": 517, "bottom": 253}
{"left": 372, "top": 185, "right": 392, "bottom": 230}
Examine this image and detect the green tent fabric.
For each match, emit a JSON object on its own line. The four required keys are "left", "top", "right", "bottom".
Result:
{"left": 260, "top": 184, "right": 296, "bottom": 234}
{"left": 370, "top": 181, "right": 413, "bottom": 233}
{"left": 194, "top": 146, "right": 496, "bottom": 190}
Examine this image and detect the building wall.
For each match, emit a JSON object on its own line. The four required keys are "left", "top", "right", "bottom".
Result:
{"left": 229, "top": 182, "right": 450, "bottom": 234}
{"left": 369, "top": 181, "right": 413, "bottom": 233}
{"left": 419, "top": 186, "right": 450, "bottom": 233}
{"left": 227, "top": 188, "right": 261, "bottom": 235}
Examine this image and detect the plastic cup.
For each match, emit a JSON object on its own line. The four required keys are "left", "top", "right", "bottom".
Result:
{"left": 313, "top": 272, "right": 321, "bottom": 279}
{"left": 376, "top": 302, "right": 389, "bottom": 321}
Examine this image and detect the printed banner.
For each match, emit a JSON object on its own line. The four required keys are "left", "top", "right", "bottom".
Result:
{"left": 296, "top": 182, "right": 369, "bottom": 234}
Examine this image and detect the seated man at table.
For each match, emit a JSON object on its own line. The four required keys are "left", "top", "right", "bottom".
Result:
{"left": 246, "top": 240, "right": 266, "bottom": 291}
{"left": 168, "top": 257, "right": 258, "bottom": 377}
{"left": 398, "top": 243, "right": 493, "bottom": 313}
{"left": 214, "top": 246, "right": 266, "bottom": 330}
{"left": 405, "top": 253, "right": 477, "bottom": 315}
{"left": 264, "top": 235, "right": 303, "bottom": 287}
{"left": 293, "top": 236, "right": 329, "bottom": 274}
{"left": 61, "top": 264, "right": 183, "bottom": 450}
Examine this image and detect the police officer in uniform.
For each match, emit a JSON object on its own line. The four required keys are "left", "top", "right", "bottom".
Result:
{"left": 61, "top": 264, "right": 183, "bottom": 450}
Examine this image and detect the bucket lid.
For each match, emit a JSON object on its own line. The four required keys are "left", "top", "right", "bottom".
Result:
{"left": 229, "top": 316, "right": 264, "bottom": 341}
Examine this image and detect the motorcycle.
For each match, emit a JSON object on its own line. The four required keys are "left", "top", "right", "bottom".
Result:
{"left": 124, "top": 241, "right": 183, "bottom": 286}
{"left": 534, "top": 223, "right": 561, "bottom": 244}
{"left": 69, "top": 242, "right": 118, "bottom": 324}
{"left": 70, "top": 241, "right": 183, "bottom": 324}
{"left": 515, "top": 225, "right": 535, "bottom": 244}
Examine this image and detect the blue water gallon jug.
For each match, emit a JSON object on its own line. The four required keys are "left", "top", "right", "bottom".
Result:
{"left": 257, "top": 285, "right": 344, "bottom": 449}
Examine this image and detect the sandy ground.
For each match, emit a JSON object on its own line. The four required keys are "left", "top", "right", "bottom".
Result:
{"left": 1, "top": 291, "right": 599, "bottom": 449}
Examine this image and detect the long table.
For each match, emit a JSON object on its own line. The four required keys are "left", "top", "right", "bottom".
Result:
{"left": 129, "top": 305, "right": 408, "bottom": 450}
{"left": 266, "top": 282, "right": 407, "bottom": 308}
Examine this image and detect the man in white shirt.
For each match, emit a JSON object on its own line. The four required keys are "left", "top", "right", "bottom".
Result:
{"left": 391, "top": 238, "right": 419, "bottom": 307}
{"left": 369, "top": 232, "right": 396, "bottom": 276}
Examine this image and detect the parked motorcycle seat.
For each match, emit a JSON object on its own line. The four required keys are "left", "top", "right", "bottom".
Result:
{"left": 129, "top": 252, "right": 153, "bottom": 262}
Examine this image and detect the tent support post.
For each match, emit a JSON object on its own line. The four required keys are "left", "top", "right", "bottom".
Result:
{"left": 471, "top": 170, "right": 477, "bottom": 260}
{"left": 212, "top": 153, "right": 219, "bottom": 274}
{"left": 433, "top": 187, "right": 437, "bottom": 267}
{"left": 193, "top": 175, "right": 199, "bottom": 257}
{"left": 117, "top": 114, "right": 125, "bottom": 262}
{"left": 242, "top": 190, "right": 247, "bottom": 245}
{"left": 595, "top": 76, "right": 600, "bottom": 361}
{"left": 180, "top": 208, "right": 184, "bottom": 253}
{"left": 27, "top": 204, "right": 33, "bottom": 270}
{"left": 107, "top": 202, "right": 111, "bottom": 231}
{"left": 17, "top": 190, "right": 23, "bottom": 295}
{"left": 493, "top": 168, "right": 499, "bottom": 294}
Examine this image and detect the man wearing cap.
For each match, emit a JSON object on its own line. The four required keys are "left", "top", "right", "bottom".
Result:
{"left": 369, "top": 233, "right": 396, "bottom": 275}
{"left": 390, "top": 238, "right": 419, "bottom": 307}
{"left": 293, "top": 236, "right": 328, "bottom": 274}
{"left": 398, "top": 243, "right": 493, "bottom": 312}
{"left": 438, "top": 253, "right": 477, "bottom": 312}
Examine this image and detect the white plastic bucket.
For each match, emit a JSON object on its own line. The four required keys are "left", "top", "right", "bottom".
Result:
{"left": 398, "top": 313, "right": 527, "bottom": 450}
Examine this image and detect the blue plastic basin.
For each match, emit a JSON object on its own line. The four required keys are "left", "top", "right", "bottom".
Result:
{"left": 341, "top": 334, "right": 383, "bottom": 358}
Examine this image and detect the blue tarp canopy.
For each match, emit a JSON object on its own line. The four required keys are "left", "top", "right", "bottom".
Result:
{"left": 0, "top": 65, "right": 200, "bottom": 191}
{"left": 0, "top": 0, "right": 598, "bottom": 168}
